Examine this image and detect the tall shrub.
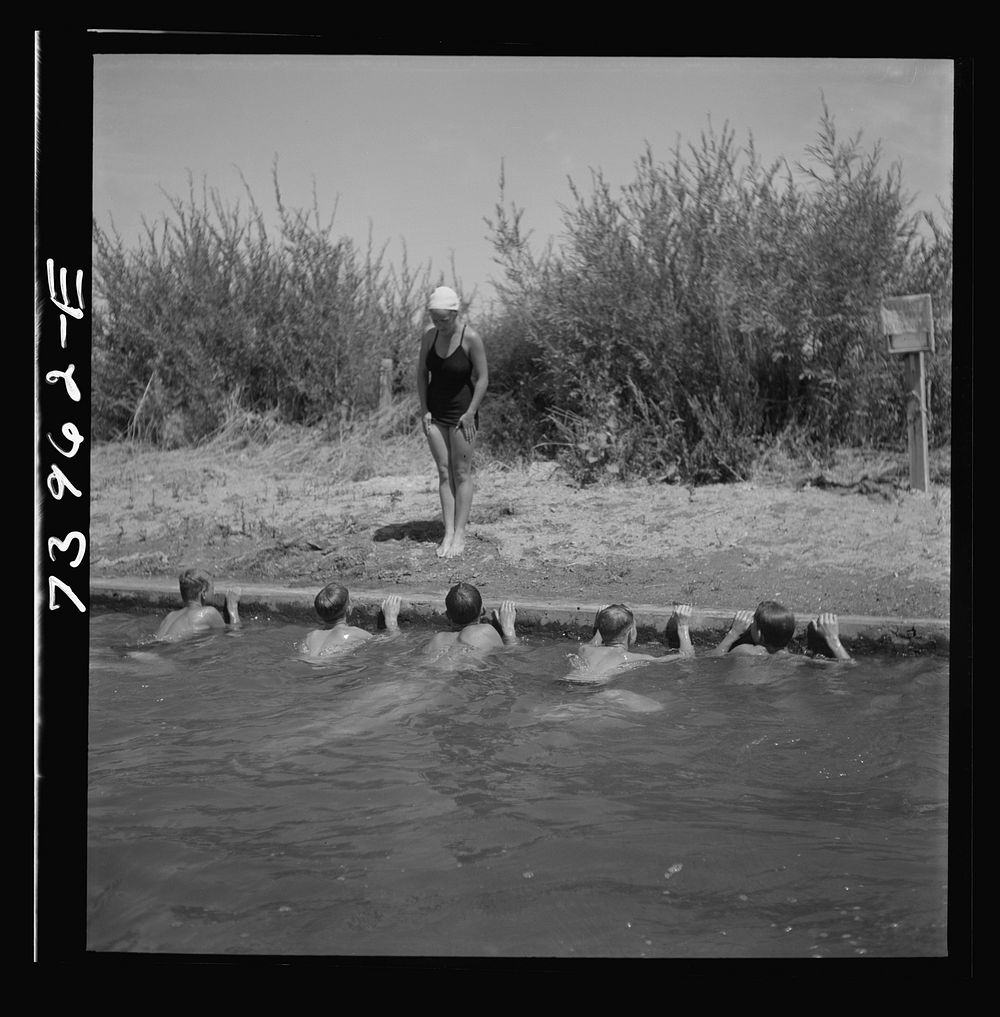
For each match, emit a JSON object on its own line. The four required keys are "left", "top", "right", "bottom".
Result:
{"left": 93, "top": 168, "right": 434, "bottom": 444}
{"left": 484, "top": 103, "right": 952, "bottom": 482}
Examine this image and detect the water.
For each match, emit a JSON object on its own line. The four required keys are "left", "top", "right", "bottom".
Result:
{"left": 86, "top": 611, "right": 950, "bottom": 959}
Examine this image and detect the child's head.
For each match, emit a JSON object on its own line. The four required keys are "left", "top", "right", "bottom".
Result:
{"left": 179, "top": 568, "right": 213, "bottom": 603}
{"left": 445, "top": 582, "right": 483, "bottom": 626}
{"left": 315, "top": 584, "right": 351, "bottom": 623}
{"left": 752, "top": 600, "right": 796, "bottom": 650}
{"left": 595, "top": 604, "right": 636, "bottom": 646}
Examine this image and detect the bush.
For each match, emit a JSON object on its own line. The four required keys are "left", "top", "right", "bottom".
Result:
{"left": 483, "top": 102, "right": 953, "bottom": 483}
{"left": 93, "top": 167, "right": 441, "bottom": 443}
{"left": 94, "top": 107, "right": 952, "bottom": 485}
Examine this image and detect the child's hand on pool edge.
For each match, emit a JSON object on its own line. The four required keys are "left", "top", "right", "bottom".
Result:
{"left": 225, "top": 588, "right": 242, "bottom": 628}
{"left": 493, "top": 600, "right": 517, "bottom": 644}
{"left": 672, "top": 603, "right": 695, "bottom": 656}
{"left": 710, "top": 608, "right": 753, "bottom": 656}
{"left": 380, "top": 594, "right": 401, "bottom": 633}
{"left": 809, "top": 612, "right": 852, "bottom": 660}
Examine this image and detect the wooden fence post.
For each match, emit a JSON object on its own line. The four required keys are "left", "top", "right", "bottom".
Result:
{"left": 880, "top": 294, "right": 934, "bottom": 493}
{"left": 378, "top": 358, "right": 393, "bottom": 412}
{"left": 903, "top": 351, "right": 930, "bottom": 492}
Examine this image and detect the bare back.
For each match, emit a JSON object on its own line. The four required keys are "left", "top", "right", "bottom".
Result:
{"left": 425, "top": 623, "right": 502, "bottom": 656}
{"left": 728, "top": 643, "right": 786, "bottom": 656}
{"left": 562, "top": 643, "right": 660, "bottom": 684}
{"left": 303, "top": 625, "right": 372, "bottom": 657}
{"left": 456, "top": 623, "right": 504, "bottom": 650}
{"left": 155, "top": 605, "right": 225, "bottom": 641}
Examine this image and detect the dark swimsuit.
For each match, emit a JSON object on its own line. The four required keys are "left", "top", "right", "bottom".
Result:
{"left": 426, "top": 325, "right": 479, "bottom": 429}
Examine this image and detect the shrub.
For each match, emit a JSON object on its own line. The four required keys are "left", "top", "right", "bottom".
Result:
{"left": 483, "top": 102, "right": 953, "bottom": 483}
{"left": 93, "top": 166, "right": 440, "bottom": 443}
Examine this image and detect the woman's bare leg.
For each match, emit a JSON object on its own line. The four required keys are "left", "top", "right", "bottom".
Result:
{"left": 425, "top": 422, "right": 455, "bottom": 556}
{"left": 445, "top": 423, "right": 475, "bottom": 557}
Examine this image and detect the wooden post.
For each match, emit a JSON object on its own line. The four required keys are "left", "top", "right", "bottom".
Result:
{"left": 880, "top": 294, "right": 935, "bottom": 493}
{"left": 378, "top": 358, "right": 393, "bottom": 412}
{"left": 903, "top": 351, "right": 930, "bottom": 492}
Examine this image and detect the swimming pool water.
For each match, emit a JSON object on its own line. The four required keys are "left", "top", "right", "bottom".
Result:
{"left": 84, "top": 611, "right": 950, "bottom": 959}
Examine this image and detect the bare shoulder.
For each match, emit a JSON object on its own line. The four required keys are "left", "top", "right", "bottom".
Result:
{"left": 302, "top": 629, "right": 328, "bottom": 656}
{"left": 198, "top": 606, "right": 227, "bottom": 629}
{"left": 729, "top": 643, "right": 766, "bottom": 656}
{"left": 155, "top": 608, "right": 185, "bottom": 639}
{"left": 580, "top": 644, "right": 621, "bottom": 665}
{"left": 457, "top": 623, "right": 503, "bottom": 649}
{"left": 463, "top": 326, "right": 485, "bottom": 348}
{"left": 347, "top": 626, "right": 373, "bottom": 643}
{"left": 426, "top": 631, "right": 460, "bottom": 654}
{"left": 581, "top": 645, "right": 629, "bottom": 672}
{"left": 156, "top": 605, "right": 222, "bottom": 640}
{"left": 319, "top": 627, "right": 372, "bottom": 653}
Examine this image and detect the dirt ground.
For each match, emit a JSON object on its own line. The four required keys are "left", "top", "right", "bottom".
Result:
{"left": 89, "top": 438, "right": 951, "bottom": 626}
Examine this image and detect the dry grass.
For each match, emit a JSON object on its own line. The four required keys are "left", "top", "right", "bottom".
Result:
{"left": 185, "top": 397, "right": 429, "bottom": 481}
{"left": 89, "top": 417, "right": 952, "bottom": 620}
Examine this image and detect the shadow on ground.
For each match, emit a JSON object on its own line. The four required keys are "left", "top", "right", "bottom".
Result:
{"left": 372, "top": 519, "right": 444, "bottom": 543}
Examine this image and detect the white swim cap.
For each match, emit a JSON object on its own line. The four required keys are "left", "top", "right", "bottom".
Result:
{"left": 428, "top": 286, "right": 460, "bottom": 311}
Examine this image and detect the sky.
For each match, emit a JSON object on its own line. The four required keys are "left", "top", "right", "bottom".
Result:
{"left": 92, "top": 51, "right": 957, "bottom": 315}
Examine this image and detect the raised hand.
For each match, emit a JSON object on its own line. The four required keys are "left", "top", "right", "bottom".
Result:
{"left": 493, "top": 600, "right": 517, "bottom": 643}
{"left": 672, "top": 603, "right": 694, "bottom": 656}
{"left": 813, "top": 612, "right": 840, "bottom": 643}
{"left": 224, "top": 588, "right": 242, "bottom": 628}
{"left": 381, "top": 594, "right": 401, "bottom": 630}
{"left": 672, "top": 603, "right": 693, "bottom": 626}
{"left": 809, "top": 612, "right": 851, "bottom": 660}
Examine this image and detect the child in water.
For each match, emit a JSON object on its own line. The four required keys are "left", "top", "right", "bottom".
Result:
{"left": 424, "top": 581, "right": 517, "bottom": 654}
{"left": 564, "top": 602, "right": 694, "bottom": 683}
{"left": 301, "top": 585, "right": 402, "bottom": 657}
{"left": 713, "top": 602, "right": 854, "bottom": 660}
{"left": 154, "top": 569, "right": 241, "bottom": 641}
{"left": 712, "top": 600, "right": 795, "bottom": 656}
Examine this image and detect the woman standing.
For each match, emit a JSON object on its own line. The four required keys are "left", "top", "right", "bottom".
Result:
{"left": 416, "top": 286, "right": 489, "bottom": 558}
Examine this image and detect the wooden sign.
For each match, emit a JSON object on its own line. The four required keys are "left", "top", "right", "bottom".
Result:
{"left": 881, "top": 294, "right": 935, "bottom": 354}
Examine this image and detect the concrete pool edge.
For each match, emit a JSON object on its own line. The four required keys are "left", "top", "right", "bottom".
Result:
{"left": 90, "top": 577, "right": 950, "bottom": 656}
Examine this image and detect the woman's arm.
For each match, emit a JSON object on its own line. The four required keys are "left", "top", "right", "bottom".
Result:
{"left": 416, "top": 331, "right": 432, "bottom": 407}
{"left": 463, "top": 330, "right": 489, "bottom": 415}
{"left": 416, "top": 329, "right": 433, "bottom": 430}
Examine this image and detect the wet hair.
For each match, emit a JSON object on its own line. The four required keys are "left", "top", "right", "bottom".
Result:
{"left": 595, "top": 604, "right": 634, "bottom": 644}
{"left": 445, "top": 582, "right": 483, "bottom": 626}
{"left": 315, "top": 584, "right": 350, "bottom": 623}
{"left": 178, "top": 568, "right": 212, "bottom": 603}
{"left": 753, "top": 600, "right": 796, "bottom": 650}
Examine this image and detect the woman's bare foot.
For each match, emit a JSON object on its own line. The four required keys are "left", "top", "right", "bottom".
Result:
{"left": 445, "top": 535, "right": 466, "bottom": 557}
{"left": 436, "top": 536, "right": 453, "bottom": 558}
